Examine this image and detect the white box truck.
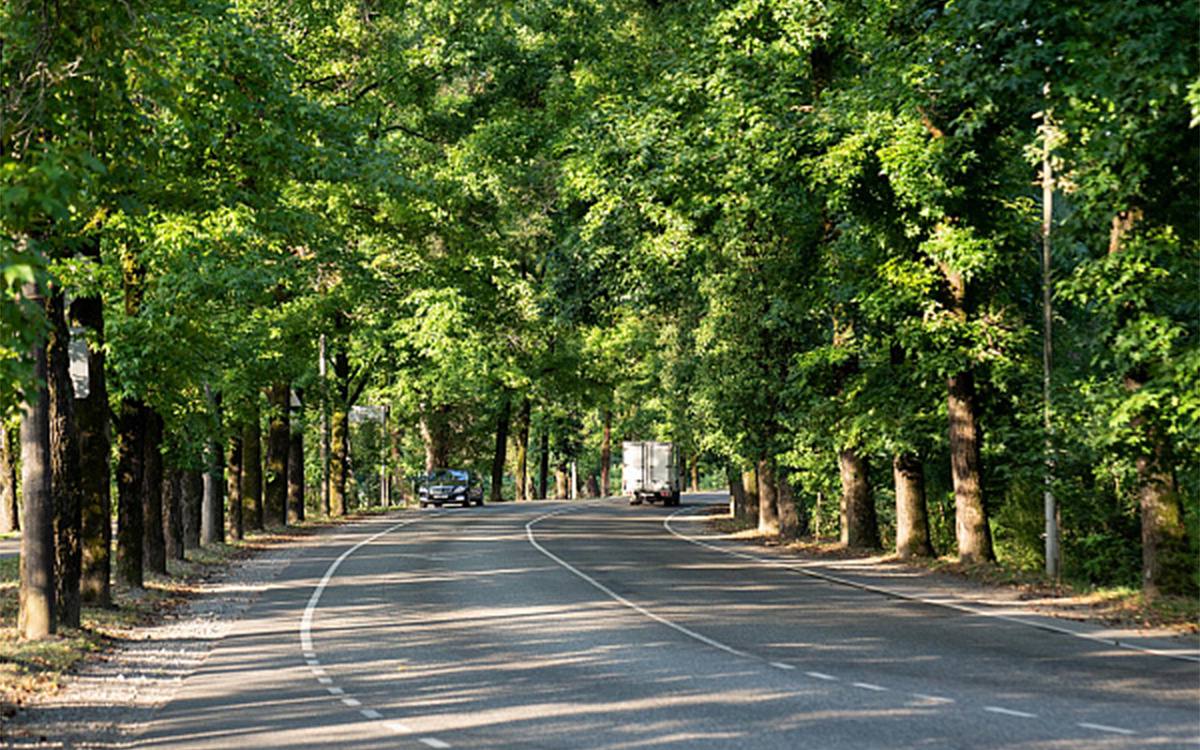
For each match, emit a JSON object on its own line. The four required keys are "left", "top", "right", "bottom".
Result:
{"left": 622, "top": 441, "right": 682, "bottom": 506}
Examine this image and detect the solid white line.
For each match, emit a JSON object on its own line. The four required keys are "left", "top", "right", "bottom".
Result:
{"left": 342, "top": 697, "right": 362, "bottom": 708}
{"left": 663, "top": 507, "right": 1200, "bottom": 664}
{"left": 526, "top": 507, "right": 754, "bottom": 661}
{"left": 806, "top": 671, "right": 837, "bottom": 681}
{"left": 852, "top": 682, "right": 887, "bottom": 692}
{"left": 662, "top": 508, "right": 1200, "bottom": 662}
{"left": 1077, "top": 722, "right": 1135, "bottom": 736}
{"left": 361, "top": 709, "right": 383, "bottom": 720}
{"left": 770, "top": 662, "right": 796, "bottom": 670}
{"left": 420, "top": 739, "right": 451, "bottom": 749}
{"left": 985, "top": 706, "right": 1037, "bottom": 719}
{"left": 299, "top": 515, "right": 432, "bottom": 654}
{"left": 385, "top": 721, "right": 413, "bottom": 734}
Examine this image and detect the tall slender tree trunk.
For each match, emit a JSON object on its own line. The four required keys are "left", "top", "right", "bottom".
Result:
{"left": 490, "top": 397, "right": 511, "bottom": 502}
{"left": 182, "top": 468, "right": 202, "bottom": 550}
{"left": 71, "top": 264, "right": 110, "bottom": 604}
{"left": 727, "top": 468, "right": 745, "bottom": 519}
{"left": 47, "top": 292, "right": 82, "bottom": 628}
{"left": 947, "top": 370, "right": 993, "bottom": 563}
{"left": 599, "top": 409, "right": 612, "bottom": 498}
{"left": 227, "top": 435, "right": 243, "bottom": 540}
{"left": 839, "top": 448, "right": 880, "bottom": 549}
{"left": 894, "top": 453, "right": 934, "bottom": 559}
{"left": 420, "top": 404, "right": 452, "bottom": 473}
{"left": 201, "top": 388, "right": 224, "bottom": 546}
{"left": 537, "top": 422, "right": 549, "bottom": 500}
{"left": 242, "top": 409, "right": 263, "bottom": 530}
{"left": 116, "top": 399, "right": 146, "bottom": 589}
{"left": 514, "top": 400, "right": 530, "bottom": 501}
{"left": 554, "top": 464, "right": 569, "bottom": 500}
{"left": 265, "top": 383, "right": 289, "bottom": 527}
{"left": 163, "top": 468, "right": 184, "bottom": 562}
{"left": 142, "top": 410, "right": 166, "bottom": 575}
{"left": 777, "top": 472, "right": 803, "bottom": 538}
{"left": 330, "top": 350, "right": 350, "bottom": 515}
{"left": 757, "top": 458, "right": 780, "bottom": 535}
{"left": 740, "top": 467, "right": 759, "bottom": 525}
{"left": 288, "top": 422, "right": 305, "bottom": 523}
{"left": 0, "top": 424, "right": 17, "bottom": 534}
{"left": 18, "top": 296, "right": 55, "bottom": 638}
{"left": 689, "top": 455, "right": 700, "bottom": 493}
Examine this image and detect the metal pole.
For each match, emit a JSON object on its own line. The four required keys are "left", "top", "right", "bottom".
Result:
{"left": 1041, "top": 82, "right": 1060, "bottom": 580}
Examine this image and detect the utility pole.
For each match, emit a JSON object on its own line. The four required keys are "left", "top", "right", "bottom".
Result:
{"left": 1040, "top": 82, "right": 1060, "bottom": 580}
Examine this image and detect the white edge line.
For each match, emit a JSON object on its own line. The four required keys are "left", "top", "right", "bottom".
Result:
{"left": 806, "top": 671, "right": 837, "bottom": 681}
{"left": 1077, "top": 722, "right": 1136, "bottom": 736}
{"left": 852, "top": 682, "right": 887, "bottom": 692}
{"left": 664, "top": 506, "right": 1200, "bottom": 665}
{"left": 984, "top": 706, "right": 1037, "bottom": 718}
{"left": 526, "top": 506, "right": 754, "bottom": 661}
{"left": 385, "top": 721, "right": 413, "bottom": 734}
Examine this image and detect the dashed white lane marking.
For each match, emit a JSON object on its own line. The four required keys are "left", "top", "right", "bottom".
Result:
{"left": 912, "top": 693, "right": 954, "bottom": 704}
{"left": 305, "top": 659, "right": 320, "bottom": 666}
{"left": 770, "top": 662, "right": 796, "bottom": 670}
{"left": 420, "top": 739, "right": 451, "bottom": 749}
{"left": 1077, "top": 722, "right": 1135, "bottom": 736}
{"left": 664, "top": 507, "right": 1200, "bottom": 664}
{"left": 361, "top": 709, "right": 382, "bottom": 720}
{"left": 303, "top": 651, "right": 316, "bottom": 659}
{"left": 806, "top": 671, "right": 837, "bottom": 681}
{"left": 317, "top": 677, "right": 332, "bottom": 685}
{"left": 386, "top": 721, "right": 413, "bottom": 734}
{"left": 985, "top": 706, "right": 1037, "bottom": 719}
{"left": 342, "top": 697, "right": 362, "bottom": 708}
{"left": 311, "top": 667, "right": 327, "bottom": 677}
{"left": 526, "top": 507, "right": 754, "bottom": 661}
{"left": 327, "top": 687, "right": 344, "bottom": 695}
{"left": 852, "top": 682, "right": 887, "bottom": 692}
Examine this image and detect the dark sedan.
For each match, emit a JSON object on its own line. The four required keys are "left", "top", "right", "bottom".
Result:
{"left": 418, "top": 469, "right": 484, "bottom": 508}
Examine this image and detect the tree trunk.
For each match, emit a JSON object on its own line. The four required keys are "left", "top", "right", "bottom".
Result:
{"left": 265, "top": 383, "right": 289, "bottom": 527}
{"left": 420, "top": 404, "right": 452, "bottom": 473}
{"left": 227, "top": 435, "right": 243, "bottom": 540}
{"left": 554, "top": 465, "right": 569, "bottom": 500}
{"left": 0, "top": 424, "right": 16, "bottom": 534}
{"left": 71, "top": 294, "right": 109, "bottom": 604}
{"left": 757, "top": 458, "right": 780, "bottom": 535}
{"left": 329, "top": 404, "right": 348, "bottom": 516}
{"left": 514, "top": 400, "right": 530, "bottom": 501}
{"left": 116, "top": 398, "right": 146, "bottom": 589}
{"left": 490, "top": 397, "right": 511, "bottom": 502}
{"left": 537, "top": 422, "right": 549, "bottom": 500}
{"left": 163, "top": 468, "right": 184, "bottom": 562}
{"left": 288, "top": 424, "right": 305, "bottom": 523}
{"left": 839, "top": 448, "right": 880, "bottom": 549}
{"left": 894, "top": 453, "right": 934, "bottom": 559}
{"left": 47, "top": 292, "right": 82, "bottom": 628}
{"left": 182, "top": 468, "right": 203, "bottom": 550}
{"left": 689, "top": 455, "right": 700, "bottom": 493}
{"left": 727, "top": 468, "right": 745, "bottom": 518}
{"left": 18, "top": 305, "right": 55, "bottom": 638}
{"left": 947, "top": 370, "right": 993, "bottom": 563}
{"left": 740, "top": 467, "right": 758, "bottom": 525}
{"left": 777, "top": 473, "right": 803, "bottom": 538}
{"left": 242, "top": 409, "right": 263, "bottom": 530}
{"left": 599, "top": 409, "right": 611, "bottom": 498}
{"left": 142, "top": 410, "right": 166, "bottom": 575}
{"left": 201, "top": 388, "right": 224, "bottom": 546}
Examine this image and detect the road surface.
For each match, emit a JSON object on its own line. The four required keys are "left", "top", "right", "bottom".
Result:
{"left": 133, "top": 495, "right": 1199, "bottom": 749}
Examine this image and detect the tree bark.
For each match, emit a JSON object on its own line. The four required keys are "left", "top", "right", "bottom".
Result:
{"left": 839, "top": 448, "right": 880, "bottom": 549}
{"left": 894, "top": 453, "right": 934, "bottom": 559}
{"left": 727, "top": 468, "right": 745, "bottom": 519}
{"left": 142, "top": 410, "right": 166, "bottom": 575}
{"left": 490, "top": 397, "right": 511, "bottom": 502}
{"left": 71, "top": 294, "right": 109, "bottom": 604}
{"left": 947, "top": 370, "right": 993, "bottom": 563}
{"left": 419, "top": 404, "right": 452, "bottom": 473}
{"left": 18, "top": 304, "right": 55, "bottom": 638}
{"left": 777, "top": 472, "right": 803, "bottom": 538}
{"left": 0, "top": 424, "right": 17, "bottom": 534}
{"left": 554, "top": 465, "right": 569, "bottom": 500}
{"left": 689, "top": 454, "right": 700, "bottom": 492}
{"left": 265, "top": 383, "right": 289, "bottom": 527}
{"left": 329, "top": 350, "right": 350, "bottom": 515}
{"left": 201, "top": 388, "right": 224, "bottom": 546}
{"left": 47, "top": 292, "right": 82, "bottom": 628}
{"left": 288, "top": 423, "right": 305, "bottom": 523}
{"left": 182, "top": 468, "right": 203, "bottom": 550}
{"left": 740, "top": 467, "right": 759, "bottom": 525}
{"left": 163, "top": 468, "right": 184, "bottom": 562}
{"left": 514, "top": 400, "right": 530, "bottom": 501}
{"left": 757, "top": 458, "right": 780, "bottom": 535}
{"left": 227, "top": 435, "right": 243, "bottom": 540}
{"left": 599, "top": 409, "right": 612, "bottom": 498}
{"left": 116, "top": 398, "right": 146, "bottom": 589}
{"left": 537, "top": 421, "right": 549, "bottom": 500}
{"left": 242, "top": 409, "right": 263, "bottom": 530}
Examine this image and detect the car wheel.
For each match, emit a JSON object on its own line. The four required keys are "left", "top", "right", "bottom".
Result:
{"left": 419, "top": 501, "right": 427, "bottom": 508}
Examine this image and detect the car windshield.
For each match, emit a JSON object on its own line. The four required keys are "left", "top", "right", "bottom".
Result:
{"left": 428, "top": 469, "right": 468, "bottom": 484}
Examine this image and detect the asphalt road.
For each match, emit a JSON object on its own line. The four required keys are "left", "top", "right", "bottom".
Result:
{"left": 134, "top": 495, "right": 1200, "bottom": 749}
